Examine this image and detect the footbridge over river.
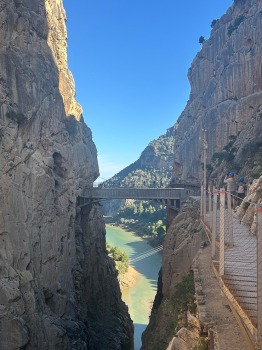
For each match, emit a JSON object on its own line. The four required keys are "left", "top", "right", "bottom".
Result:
{"left": 77, "top": 187, "right": 190, "bottom": 209}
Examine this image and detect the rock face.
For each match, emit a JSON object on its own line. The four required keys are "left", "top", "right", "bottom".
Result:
{"left": 141, "top": 200, "right": 205, "bottom": 350}
{"left": 173, "top": 0, "right": 262, "bottom": 185}
{"left": 0, "top": 1, "right": 133, "bottom": 349}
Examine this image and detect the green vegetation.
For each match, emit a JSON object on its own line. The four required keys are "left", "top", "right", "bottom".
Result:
{"left": 170, "top": 273, "right": 196, "bottom": 316}
{"left": 211, "top": 135, "right": 240, "bottom": 171}
{"left": 242, "top": 201, "right": 250, "bottom": 210}
{"left": 106, "top": 243, "right": 129, "bottom": 275}
{"left": 198, "top": 36, "right": 205, "bottom": 44}
{"left": 211, "top": 19, "right": 218, "bottom": 28}
{"left": 211, "top": 151, "right": 234, "bottom": 163}
{"left": 241, "top": 141, "right": 262, "bottom": 156}
{"left": 195, "top": 337, "right": 209, "bottom": 350}
{"left": 162, "top": 273, "right": 196, "bottom": 347}
{"left": 104, "top": 133, "right": 175, "bottom": 189}
{"left": 227, "top": 15, "right": 245, "bottom": 36}
{"left": 111, "top": 201, "right": 167, "bottom": 245}
{"left": 102, "top": 129, "right": 175, "bottom": 244}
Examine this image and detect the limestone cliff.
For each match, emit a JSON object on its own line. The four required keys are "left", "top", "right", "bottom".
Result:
{"left": 173, "top": 0, "right": 262, "bottom": 185}
{"left": 142, "top": 1, "right": 262, "bottom": 349}
{"left": 0, "top": 1, "right": 133, "bottom": 349}
{"left": 141, "top": 200, "right": 205, "bottom": 350}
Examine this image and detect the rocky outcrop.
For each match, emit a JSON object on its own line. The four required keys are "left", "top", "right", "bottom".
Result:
{"left": 173, "top": 0, "right": 262, "bottom": 185}
{"left": 237, "top": 175, "right": 262, "bottom": 233}
{"left": 0, "top": 1, "right": 133, "bottom": 349}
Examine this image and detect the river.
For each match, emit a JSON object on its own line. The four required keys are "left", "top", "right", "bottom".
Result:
{"left": 106, "top": 225, "right": 162, "bottom": 350}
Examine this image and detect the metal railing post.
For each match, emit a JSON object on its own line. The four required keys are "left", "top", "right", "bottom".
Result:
{"left": 219, "top": 188, "right": 225, "bottom": 276}
{"left": 208, "top": 185, "right": 212, "bottom": 214}
{"left": 227, "top": 191, "right": 233, "bottom": 247}
{"left": 257, "top": 205, "right": 262, "bottom": 349}
{"left": 200, "top": 185, "right": 203, "bottom": 218}
{"left": 203, "top": 186, "right": 207, "bottom": 222}
{"left": 212, "top": 189, "right": 218, "bottom": 259}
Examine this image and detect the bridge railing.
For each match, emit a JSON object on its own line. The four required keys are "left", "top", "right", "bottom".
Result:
{"left": 82, "top": 187, "right": 188, "bottom": 200}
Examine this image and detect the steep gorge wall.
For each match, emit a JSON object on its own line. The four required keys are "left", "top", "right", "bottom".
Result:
{"left": 0, "top": 1, "right": 133, "bottom": 349}
{"left": 173, "top": 0, "right": 262, "bottom": 184}
{"left": 142, "top": 1, "right": 262, "bottom": 348}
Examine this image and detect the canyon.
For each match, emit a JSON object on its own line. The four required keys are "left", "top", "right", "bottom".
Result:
{"left": 1, "top": 0, "right": 262, "bottom": 349}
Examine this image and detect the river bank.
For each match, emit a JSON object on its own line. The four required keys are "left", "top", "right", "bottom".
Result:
{"left": 105, "top": 218, "right": 162, "bottom": 247}
{"left": 119, "top": 265, "right": 139, "bottom": 291}
{"left": 106, "top": 224, "right": 162, "bottom": 350}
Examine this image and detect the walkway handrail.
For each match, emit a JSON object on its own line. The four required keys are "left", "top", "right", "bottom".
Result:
{"left": 201, "top": 184, "right": 261, "bottom": 349}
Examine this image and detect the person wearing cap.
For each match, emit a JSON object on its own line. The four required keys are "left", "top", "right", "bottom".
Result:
{"left": 224, "top": 171, "right": 237, "bottom": 208}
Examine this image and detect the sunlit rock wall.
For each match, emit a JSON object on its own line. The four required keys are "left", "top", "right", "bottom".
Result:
{"left": 0, "top": 0, "right": 133, "bottom": 349}
{"left": 173, "top": 0, "right": 262, "bottom": 184}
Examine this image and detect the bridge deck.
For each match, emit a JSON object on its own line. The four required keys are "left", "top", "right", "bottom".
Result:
{"left": 78, "top": 187, "right": 188, "bottom": 208}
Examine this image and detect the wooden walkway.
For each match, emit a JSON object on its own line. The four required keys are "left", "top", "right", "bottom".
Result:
{"left": 204, "top": 210, "right": 258, "bottom": 345}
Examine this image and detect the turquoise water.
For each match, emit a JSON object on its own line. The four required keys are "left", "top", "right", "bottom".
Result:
{"left": 106, "top": 225, "right": 162, "bottom": 350}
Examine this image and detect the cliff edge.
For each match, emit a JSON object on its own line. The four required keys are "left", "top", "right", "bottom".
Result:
{"left": 0, "top": 1, "right": 133, "bottom": 349}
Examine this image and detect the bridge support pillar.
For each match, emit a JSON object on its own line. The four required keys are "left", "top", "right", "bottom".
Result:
{"left": 257, "top": 205, "right": 262, "bottom": 349}
{"left": 219, "top": 188, "right": 225, "bottom": 276}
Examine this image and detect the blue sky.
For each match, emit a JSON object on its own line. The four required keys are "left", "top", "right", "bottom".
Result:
{"left": 63, "top": 0, "right": 233, "bottom": 180}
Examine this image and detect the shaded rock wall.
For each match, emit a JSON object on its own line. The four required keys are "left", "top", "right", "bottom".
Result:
{"left": 0, "top": 1, "right": 133, "bottom": 349}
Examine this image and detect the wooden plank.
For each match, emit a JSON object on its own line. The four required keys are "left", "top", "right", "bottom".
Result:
{"left": 236, "top": 297, "right": 257, "bottom": 305}
{"left": 225, "top": 284, "right": 257, "bottom": 292}
{"left": 223, "top": 275, "right": 257, "bottom": 282}
{"left": 233, "top": 291, "right": 257, "bottom": 298}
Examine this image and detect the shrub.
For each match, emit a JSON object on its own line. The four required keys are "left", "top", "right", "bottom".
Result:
{"left": 212, "top": 151, "right": 234, "bottom": 163}
{"left": 211, "top": 19, "right": 218, "bottom": 28}
{"left": 242, "top": 201, "right": 250, "bottom": 210}
{"left": 197, "top": 337, "right": 209, "bottom": 350}
{"left": 228, "top": 15, "right": 245, "bottom": 36}
{"left": 199, "top": 36, "right": 205, "bottom": 44}
{"left": 171, "top": 273, "right": 196, "bottom": 316}
{"left": 242, "top": 141, "right": 262, "bottom": 156}
{"left": 106, "top": 243, "right": 129, "bottom": 275}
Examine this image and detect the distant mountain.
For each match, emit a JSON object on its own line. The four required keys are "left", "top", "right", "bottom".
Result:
{"left": 101, "top": 125, "right": 176, "bottom": 216}
{"left": 104, "top": 125, "right": 175, "bottom": 188}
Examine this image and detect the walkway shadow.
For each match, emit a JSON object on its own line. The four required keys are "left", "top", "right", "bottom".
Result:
{"left": 125, "top": 240, "right": 162, "bottom": 290}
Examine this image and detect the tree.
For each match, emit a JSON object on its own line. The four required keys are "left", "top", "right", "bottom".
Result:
{"left": 211, "top": 19, "right": 218, "bottom": 28}
{"left": 198, "top": 36, "right": 205, "bottom": 44}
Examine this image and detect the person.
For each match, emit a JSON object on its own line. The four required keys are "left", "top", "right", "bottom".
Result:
{"left": 237, "top": 177, "right": 246, "bottom": 205}
{"left": 247, "top": 177, "right": 254, "bottom": 195}
{"left": 224, "top": 171, "right": 237, "bottom": 208}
